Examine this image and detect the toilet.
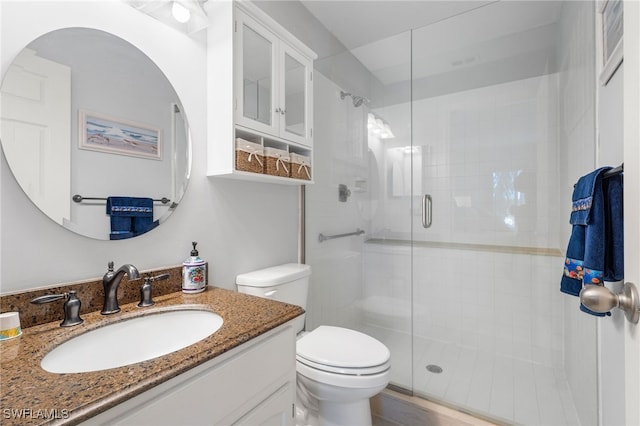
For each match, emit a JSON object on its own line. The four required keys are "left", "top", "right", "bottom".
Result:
{"left": 236, "top": 263, "right": 390, "bottom": 426}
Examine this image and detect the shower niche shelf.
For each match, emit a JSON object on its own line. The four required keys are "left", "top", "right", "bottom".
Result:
{"left": 206, "top": 1, "right": 316, "bottom": 185}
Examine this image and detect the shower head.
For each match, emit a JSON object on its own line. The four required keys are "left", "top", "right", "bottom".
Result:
{"left": 340, "top": 90, "right": 369, "bottom": 108}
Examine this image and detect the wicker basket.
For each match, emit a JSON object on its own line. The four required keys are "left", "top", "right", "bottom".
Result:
{"left": 289, "top": 152, "right": 311, "bottom": 180}
{"left": 235, "top": 138, "right": 264, "bottom": 174}
{"left": 264, "top": 147, "right": 290, "bottom": 178}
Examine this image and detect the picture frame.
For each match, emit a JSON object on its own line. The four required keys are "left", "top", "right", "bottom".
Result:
{"left": 599, "top": 0, "right": 623, "bottom": 85}
{"left": 79, "top": 109, "right": 161, "bottom": 160}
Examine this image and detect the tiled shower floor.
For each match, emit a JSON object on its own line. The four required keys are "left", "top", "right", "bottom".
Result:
{"left": 365, "top": 327, "right": 581, "bottom": 425}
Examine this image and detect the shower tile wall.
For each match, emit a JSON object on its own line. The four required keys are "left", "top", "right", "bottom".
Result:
{"left": 370, "top": 74, "right": 561, "bottom": 249}
{"left": 362, "top": 244, "right": 565, "bottom": 369}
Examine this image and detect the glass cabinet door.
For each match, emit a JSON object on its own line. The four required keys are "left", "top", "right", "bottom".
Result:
{"left": 235, "top": 9, "right": 313, "bottom": 146}
{"left": 243, "top": 25, "right": 271, "bottom": 125}
{"left": 280, "top": 44, "right": 312, "bottom": 146}
{"left": 236, "top": 10, "right": 278, "bottom": 136}
{"left": 283, "top": 53, "right": 305, "bottom": 137}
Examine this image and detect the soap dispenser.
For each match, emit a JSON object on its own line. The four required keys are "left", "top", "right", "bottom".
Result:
{"left": 182, "top": 242, "right": 206, "bottom": 293}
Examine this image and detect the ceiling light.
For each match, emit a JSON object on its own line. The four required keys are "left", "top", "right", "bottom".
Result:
{"left": 127, "top": 0, "right": 208, "bottom": 34}
{"left": 367, "top": 113, "right": 395, "bottom": 139}
{"left": 367, "top": 113, "right": 375, "bottom": 129}
{"left": 382, "top": 123, "right": 395, "bottom": 139}
{"left": 172, "top": 1, "right": 191, "bottom": 23}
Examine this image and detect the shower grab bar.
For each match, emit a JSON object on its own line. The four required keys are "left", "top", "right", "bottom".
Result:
{"left": 422, "top": 194, "right": 433, "bottom": 229}
{"left": 318, "top": 228, "right": 365, "bottom": 243}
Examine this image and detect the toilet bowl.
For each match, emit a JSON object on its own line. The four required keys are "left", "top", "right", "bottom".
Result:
{"left": 295, "top": 325, "right": 390, "bottom": 426}
{"left": 236, "top": 264, "right": 391, "bottom": 426}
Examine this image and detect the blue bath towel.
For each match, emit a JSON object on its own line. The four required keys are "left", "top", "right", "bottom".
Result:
{"left": 561, "top": 167, "right": 624, "bottom": 316}
{"left": 106, "top": 197, "right": 158, "bottom": 240}
{"left": 604, "top": 173, "right": 624, "bottom": 282}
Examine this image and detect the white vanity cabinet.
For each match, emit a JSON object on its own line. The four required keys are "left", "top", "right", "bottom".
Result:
{"left": 83, "top": 323, "right": 296, "bottom": 426}
{"left": 207, "top": 1, "right": 316, "bottom": 184}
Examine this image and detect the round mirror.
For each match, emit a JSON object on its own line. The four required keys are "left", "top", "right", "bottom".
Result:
{"left": 0, "top": 28, "right": 191, "bottom": 240}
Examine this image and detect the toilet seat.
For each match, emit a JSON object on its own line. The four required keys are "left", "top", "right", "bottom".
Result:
{"left": 296, "top": 326, "right": 390, "bottom": 376}
{"left": 296, "top": 356, "right": 390, "bottom": 376}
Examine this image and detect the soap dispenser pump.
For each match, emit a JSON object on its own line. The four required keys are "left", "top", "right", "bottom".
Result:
{"left": 182, "top": 242, "right": 206, "bottom": 293}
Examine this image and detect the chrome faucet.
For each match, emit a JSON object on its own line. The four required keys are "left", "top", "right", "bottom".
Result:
{"left": 102, "top": 261, "right": 140, "bottom": 314}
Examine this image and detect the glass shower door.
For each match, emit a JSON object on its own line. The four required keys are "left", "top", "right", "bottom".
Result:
{"left": 358, "top": 31, "right": 414, "bottom": 391}
{"left": 304, "top": 30, "right": 414, "bottom": 392}
{"left": 306, "top": 1, "right": 596, "bottom": 425}
{"left": 409, "top": 2, "right": 585, "bottom": 424}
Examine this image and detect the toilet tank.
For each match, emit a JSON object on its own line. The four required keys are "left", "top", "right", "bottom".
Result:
{"left": 236, "top": 263, "right": 311, "bottom": 333}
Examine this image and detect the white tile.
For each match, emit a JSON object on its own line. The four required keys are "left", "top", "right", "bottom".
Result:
{"left": 444, "top": 379, "right": 471, "bottom": 407}
{"left": 489, "top": 356, "right": 514, "bottom": 420}
{"left": 534, "top": 364, "right": 568, "bottom": 425}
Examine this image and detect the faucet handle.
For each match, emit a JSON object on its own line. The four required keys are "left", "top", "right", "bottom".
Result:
{"left": 138, "top": 273, "right": 170, "bottom": 307}
{"left": 31, "top": 291, "right": 84, "bottom": 327}
{"left": 31, "top": 293, "right": 67, "bottom": 304}
{"left": 107, "top": 261, "right": 114, "bottom": 272}
{"left": 150, "top": 273, "right": 170, "bottom": 282}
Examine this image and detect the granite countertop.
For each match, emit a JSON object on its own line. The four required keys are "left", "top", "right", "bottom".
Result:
{"left": 0, "top": 287, "right": 304, "bottom": 426}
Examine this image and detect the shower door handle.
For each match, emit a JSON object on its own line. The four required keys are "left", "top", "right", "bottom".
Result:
{"left": 422, "top": 194, "right": 432, "bottom": 228}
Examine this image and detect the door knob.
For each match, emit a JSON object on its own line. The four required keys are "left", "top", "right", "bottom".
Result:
{"left": 580, "top": 282, "right": 640, "bottom": 324}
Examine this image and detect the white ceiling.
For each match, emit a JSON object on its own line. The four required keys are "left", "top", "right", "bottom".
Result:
{"left": 300, "top": 0, "right": 494, "bottom": 51}
{"left": 299, "top": 0, "right": 564, "bottom": 85}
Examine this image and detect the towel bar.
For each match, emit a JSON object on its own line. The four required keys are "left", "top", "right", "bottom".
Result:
{"left": 72, "top": 195, "right": 172, "bottom": 204}
{"left": 318, "top": 228, "right": 365, "bottom": 243}
{"left": 603, "top": 163, "right": 623, "bottom": 178}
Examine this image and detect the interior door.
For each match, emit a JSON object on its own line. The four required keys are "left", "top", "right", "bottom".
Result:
{"left": 0, "top": 48, "right": 70, "bottom": 225}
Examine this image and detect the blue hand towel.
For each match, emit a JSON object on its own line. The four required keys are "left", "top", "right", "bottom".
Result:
{"left": 561, "top": 167, "right": 624, "bottom": 316}
{"left": 106, "top": 197, "right": 158, "bottom": 240}
{"left": 604, "top": 174, "right": 624, "bottom": 281}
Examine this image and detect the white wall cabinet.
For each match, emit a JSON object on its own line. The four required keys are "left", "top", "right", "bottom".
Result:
{"left": 83, "top": 323, "right": 296, "bottom": 426}
{"left": 207, "top": 1, "right": 317, "bottom": 184}
{"left": 235, "top": 8, "right": 313, "bottom": 147}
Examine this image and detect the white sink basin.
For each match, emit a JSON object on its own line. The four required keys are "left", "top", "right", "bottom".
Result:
{"left": 41, "top": 309, "right": 223, "bottom": 374}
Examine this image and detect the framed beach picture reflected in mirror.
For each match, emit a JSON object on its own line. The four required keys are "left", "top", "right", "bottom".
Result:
{"left": 599, "top": 0, "right": 623, "bottom": 85}
{"left": 79, "top": 109, "right": 161, "bottom": 160}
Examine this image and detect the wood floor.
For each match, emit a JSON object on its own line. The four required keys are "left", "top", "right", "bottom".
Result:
{"left": 371, "top": 389, "right": 504, "bottom": 426}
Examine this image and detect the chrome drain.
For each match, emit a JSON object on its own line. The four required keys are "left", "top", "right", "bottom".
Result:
{"left": 426, "top": 364, "right": 443, "bottom": 374}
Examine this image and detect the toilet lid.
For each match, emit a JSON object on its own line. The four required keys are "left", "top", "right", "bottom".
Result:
{"left": 296, "top": 326, "right": 390, "bottom": 371}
